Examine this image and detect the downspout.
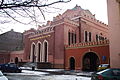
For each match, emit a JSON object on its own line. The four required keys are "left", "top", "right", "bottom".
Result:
{"left": 53, "top": 27, "right": 55, "bottom": 68}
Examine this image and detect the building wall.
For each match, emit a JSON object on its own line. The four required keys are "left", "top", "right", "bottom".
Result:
{"left": 80, "top": 18, "right": 109, "bottom": 42}
{"left": 23, "top": 5, "right": 110, "bottom": 69}
{"left": 107, "top": 0, "right": 120, "bottom": 68}
{"left": 0, "top": 52, "right": 10, "bottom": 64}
{"left": 29, "top": 32, "right": 54, "bottom": 62}
{"left": 65, "top": 41, "right": 110, "bottom": 70}
{"left": 0, "top": 29, "right": 23, "bottom": 51}
{"left": 0, "top": 30, "right": 24, "bottom": 64}
{"left": 10, "top": 50, "right": 24, "bottom": 63}
{"left": 23, "top": 29, "right": 36, "bottom": 61}
{"left": 54, "top": 23, "right": 65, "bottom": 68}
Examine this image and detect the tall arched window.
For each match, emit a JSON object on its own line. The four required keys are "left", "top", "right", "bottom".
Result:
{"left": 85, "top": 31, "right": 88, "bottom": 42}
{"left": 37, "top": 42, "right": 42, "bottom": 62}
{"left": 72, "top": 33, "right": 74, "bottom": 44}
{"left": 68, "top": 31, "right": 76, "bottom": 45}
{"left": 89, "top": 32, "right": 92, "bottom": 42}
{"left": 31, "top": 43, "right": 36, "bottom": 62}
{"left": 96, "top": 34, "right": 98, "bottom": 41}
{"left": 74, "top": 33, "right": 76, "bottom": 43}
{"left": 43, "top": 41, "right": 48, "bottom": 62}
{"left": 68, "top": 32, "right": 71, "bottom": 45}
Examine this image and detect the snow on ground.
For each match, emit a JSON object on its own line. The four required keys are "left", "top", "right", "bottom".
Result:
{"left": 41, "top": 75, "right": 91, "bottom": 80}
{"left": 21, "top": 70, "right": 91, "bottom": 80}
{"left": 5, "top": 70, "right": 91, "bottom": 80}
{"left": 22, "top": 70, "right": 49, "bottom": 75}
{"left": 39, "top": 69, "right": 64, "bottom": 71}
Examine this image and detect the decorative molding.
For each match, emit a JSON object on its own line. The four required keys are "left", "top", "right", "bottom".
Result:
{"left": 65, "top": 40, "right": 109, "bottom": 49}
{"left": 30, "top": 35, "right": 51, "bottom": 41}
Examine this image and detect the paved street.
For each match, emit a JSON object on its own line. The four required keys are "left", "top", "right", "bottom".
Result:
{"left": 5, "top": 70, "right": 91, "bottom": 80}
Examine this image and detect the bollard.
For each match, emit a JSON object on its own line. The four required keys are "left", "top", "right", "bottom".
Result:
{"left": 32, "top": 66, "right": 35, "bottom": 70}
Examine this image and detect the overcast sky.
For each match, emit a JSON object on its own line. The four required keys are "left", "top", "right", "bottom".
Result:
{"left": 0, "top": 0, "right": 108, "bottom": 33}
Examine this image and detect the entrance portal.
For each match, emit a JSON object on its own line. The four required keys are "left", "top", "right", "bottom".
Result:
{"left": 15, "top": 57, "right": 18, "bottom": 64}
{"left": 69, "top": 57, "right": 75, "bottom": 70}
{"left": 82, "top": 52, "right": 100, "bottom": 71}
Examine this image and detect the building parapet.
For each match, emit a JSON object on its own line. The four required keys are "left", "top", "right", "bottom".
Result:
{"left": 82, "top": 15, "right": 108, "bottom": 28}
{"left": 65, "top": 40, "right": 109, "bottom": 49}
{"left": 28, "top": 27, "right": 54, "bottom": 38}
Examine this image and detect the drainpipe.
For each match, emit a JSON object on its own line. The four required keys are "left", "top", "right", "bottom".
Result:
{"left": 53, "top": 27, "right": 55, "bottom": 68}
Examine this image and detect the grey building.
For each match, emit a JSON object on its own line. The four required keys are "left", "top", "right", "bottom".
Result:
{"left": 0, "top": 29, "right": 23, "bottom": 51}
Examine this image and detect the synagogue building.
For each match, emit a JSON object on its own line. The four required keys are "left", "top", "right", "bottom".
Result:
{"left": 23, "top": 5, "right": 110, "bottom": 71}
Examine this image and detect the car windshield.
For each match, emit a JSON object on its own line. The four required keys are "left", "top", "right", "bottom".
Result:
{"left": 97, "top": 69, "right": 110, "bottom": 74}
{"left": 99, "top": 64, "right": 109, "bottom": 67}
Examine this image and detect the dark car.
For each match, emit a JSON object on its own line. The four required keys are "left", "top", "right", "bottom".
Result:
{"left": 91, "top": 68, "right": 120, "bottom": 80}
{"left": 0, "top": 63, "right": 22, "bottom": 73}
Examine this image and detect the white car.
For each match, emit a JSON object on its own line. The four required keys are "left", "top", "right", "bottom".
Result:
{"left": 0, "top": 71, "right": 8, "bottom": 80}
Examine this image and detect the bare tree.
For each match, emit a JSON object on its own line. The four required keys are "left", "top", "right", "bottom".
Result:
{"left": 0, "top": 0, "right": 71, "bottom": 31}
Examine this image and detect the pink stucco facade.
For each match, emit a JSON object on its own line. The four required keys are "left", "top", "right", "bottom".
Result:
{"left": 23, "top": 5, "right": 109, "bottom": 69}
{"left": 107, "top": 0, "right": 120, "bottom": 68}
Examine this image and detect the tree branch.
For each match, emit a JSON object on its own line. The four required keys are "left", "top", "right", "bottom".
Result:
{"left": 3, "top": 9, "right": 28, "bottom": 25}
{"left": 0, "top": 0, "right": 71, "bottom": 9}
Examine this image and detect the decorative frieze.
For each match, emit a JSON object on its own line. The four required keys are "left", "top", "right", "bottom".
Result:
{"left": 65, "top": 40, "right": 109, "bottom": 49}
{"left": 30, "top": 35, "right": 51, "bottom": 41}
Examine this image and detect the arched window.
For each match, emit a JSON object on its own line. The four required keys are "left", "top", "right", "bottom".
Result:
{"left": 68, "top": 31, "right": 76, "bottom": 45}
{"left": 31, "top": 43, "right": 36, "bottom": 62}
{"left": 74, "top": 33, "right": 76, "bottom": 43}
{"left": 96, "top": 34, "right": 99, "bottom": 41}
{"left": 85, "top": 31, "right": 88, "bottom": 42}
{"left": 72, "top": 33, "right": 74, "bottom": 44}
{"left": 37, "top": 42, "right": 42, "bottom": 62}
{"left": 89, "top": 32, "right": 92, "bottom": 42}
{"left": 68, "top": 32, "right": 71, "bottom": 45}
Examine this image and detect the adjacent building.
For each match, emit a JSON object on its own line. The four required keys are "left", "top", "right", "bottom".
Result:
{"left": 107, "top": 0, "right": 120, "bottom": 68}
{"left": 0, "top": 29, "right": 24, "bottom": 64}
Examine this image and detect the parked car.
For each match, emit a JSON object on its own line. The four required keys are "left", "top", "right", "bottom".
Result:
{"left": 0, "top": 63, "right": 22, "bottom": 73}
{"left": 91, "top": 68, "right": 120, "bottom": 80}
{"left": 97, "top": 64, "right": 110, "bottom": 71}
{"left": 0, "top": 71, "right": 8, "bottom": 80}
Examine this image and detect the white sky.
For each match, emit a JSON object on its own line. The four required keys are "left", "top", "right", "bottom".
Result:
{"left": 0, "top": 0, "right": 108, "bottom": 34}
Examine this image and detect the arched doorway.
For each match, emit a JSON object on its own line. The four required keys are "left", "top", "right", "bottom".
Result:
{"left": 15, "top": 57, "right": 18, "bottom": 64}
{"left": 69, "top": 57, "right": 75, "bottom": 70}
{"left": 82, "top": 52, "right": 100, "bottom": 71}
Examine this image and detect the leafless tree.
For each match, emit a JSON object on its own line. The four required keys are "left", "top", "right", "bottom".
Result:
{"left": 0, "top": 0, "right": 71, "bottom": 32}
